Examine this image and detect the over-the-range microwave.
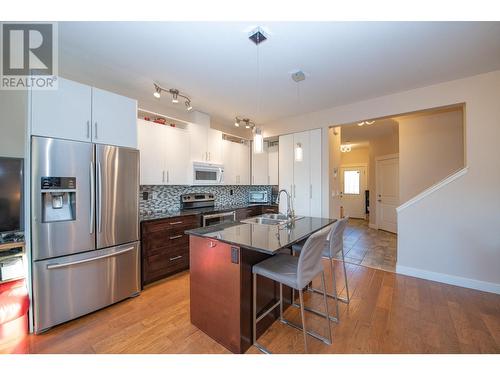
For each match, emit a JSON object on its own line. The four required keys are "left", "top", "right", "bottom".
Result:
{"left": 192, "top": 162, "right": 224, "bottom": 185}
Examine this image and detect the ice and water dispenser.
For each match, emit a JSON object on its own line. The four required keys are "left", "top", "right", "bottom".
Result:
{"left": 41, "top": 177, "right": 76, "bottom": 222}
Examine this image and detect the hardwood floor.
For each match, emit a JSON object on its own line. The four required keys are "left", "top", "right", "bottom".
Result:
{"left": 2, "top": 261, "right": 499, "bottom": 354}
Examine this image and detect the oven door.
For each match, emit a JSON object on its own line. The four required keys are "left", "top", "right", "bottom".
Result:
{"left": 203, "top": 211, "right": 236, "bottom": 227}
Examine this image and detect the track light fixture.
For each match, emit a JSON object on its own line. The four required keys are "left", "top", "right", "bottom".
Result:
{"left": 153, "top": 83, "right": 192, "bottom": 111}
{"left": 234, "top": 117, "right": 256, "bottom": 130}
{"left": 357, "top": 120, "right": 375, "bottom": 126}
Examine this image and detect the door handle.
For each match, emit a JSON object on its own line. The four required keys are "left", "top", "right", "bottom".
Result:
{"left": 169, "top": 235, "right": 183, "bottom": 240}
{"left": 94, "top": 122, "right": 98, "bottom": 139}
{"left": 87, "top": 121, "right": 90, "bottom": 139}
{"left": 90, "top": 161, "right": 95, "bottom": 234}
{"left": 377, "top": 199, "right": 382, "bottom": 202}
{"left": 47, "top": 246, "right": 135, "bottom": 269}
{"left": 169, "top": 255, "right": 183, "bottom": 261}
{"left": 169, "top": 221, "right": 183, "bottom": 225}
{"left": 97, "top": 162, "right": 103, "bottom": 233}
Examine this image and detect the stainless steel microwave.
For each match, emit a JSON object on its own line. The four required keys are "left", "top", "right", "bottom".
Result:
{"left": 248, "top": 190, "right": 269, "bottom": 203}
{"left": 193, "top": 162, "right": 224, "bottom": 185}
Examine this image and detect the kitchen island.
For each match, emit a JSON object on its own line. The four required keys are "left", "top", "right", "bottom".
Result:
{"left": 186, "top": 216, "right": 336, "bottom": 353}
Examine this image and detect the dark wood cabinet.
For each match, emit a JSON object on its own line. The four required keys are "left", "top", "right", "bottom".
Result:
{"left": 141, "top": 214, "right": 200, "bottom": 286}
{"left": 235, "top": 205, "right": 278, "bottom": 221}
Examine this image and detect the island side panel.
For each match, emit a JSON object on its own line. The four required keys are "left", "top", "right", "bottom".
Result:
{"left": 189, "top": 236, "right": 241, "bottom": 353}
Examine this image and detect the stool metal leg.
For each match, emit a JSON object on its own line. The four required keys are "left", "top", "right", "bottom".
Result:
{"left": 279, "top": 283, "right": 284, "bottom": 321}
{"left": 253, "top": 272, "right": 272, "bottom": 354}
{"left": 329, "top": 258, "right": 340, "bottom": 321}
{"left": 341, "top": 249, "right": 350, "bottom": 303}
{"left": 309, "top": 256, "right": 350, "bottom": 304}
{"left": 320, "top": 271, "right": 333, "bottom": 344}
{"left": 298, "top": 289, "right": 308, "bottom": 353}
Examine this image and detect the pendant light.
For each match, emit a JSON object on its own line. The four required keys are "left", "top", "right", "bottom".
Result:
{"left": 295, "top": 142, "right": 303, "bottom": 161}
{"left": 254, "top": 128, "right": 264, "bottom": 154}
{"left": 250, "top": 27, "right": 267, "bottom": 154}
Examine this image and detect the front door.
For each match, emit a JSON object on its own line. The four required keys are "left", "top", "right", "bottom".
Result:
{"left": 339, "top": 165, "right": 367, "bottom": 219}
{"left": 376, "top": 155, "right": 399, "bottom": 233}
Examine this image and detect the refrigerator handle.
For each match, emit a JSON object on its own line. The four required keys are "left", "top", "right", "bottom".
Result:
{"left": 90, "top": 161, "right": 95, "bottom": 234}
{"left": 97, "top": 161, "right": 103, "bottom": 233}
{"left": 46, "top": 246, "right": 135, "bottom": 270}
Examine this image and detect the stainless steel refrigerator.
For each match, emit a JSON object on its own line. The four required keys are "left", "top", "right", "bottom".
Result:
{"left": 31, "top": 136, "right": 140, "bottom": 333}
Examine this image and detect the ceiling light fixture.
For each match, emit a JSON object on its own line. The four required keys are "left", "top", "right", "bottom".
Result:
{"left": 340, "top": 144, "right": 352, "bottom": 153}
{"left": 153, "top": 83, "right": 192, "bottom": 111}
{"left": 234, "top": 117, "right": 255, "bottom": 130}
{"left": 357, "top": 120, "right": 375, "bottom": 126}
{"left": 254, "top": 128, "right": 264, "bottom": 154}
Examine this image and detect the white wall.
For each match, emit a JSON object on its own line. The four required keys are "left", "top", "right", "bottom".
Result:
{"left": 263, "top": 70, "right": 500, "bottom": 294}
{"left": 398, "top": 108, "right": 464, "bottom": 202}
{"left": 0, "top": 91, "right": 27, "bottom": 158}
{"left": 340, "top": 147, "right": 369, "bottom": 165}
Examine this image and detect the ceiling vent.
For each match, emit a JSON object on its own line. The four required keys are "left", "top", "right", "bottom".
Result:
{"left": 248, "top": 27, "right": 268, "bottom": 45}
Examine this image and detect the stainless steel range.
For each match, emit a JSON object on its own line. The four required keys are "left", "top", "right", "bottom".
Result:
{"left": 180, "top": 193, "right": 236, "bottom": 227}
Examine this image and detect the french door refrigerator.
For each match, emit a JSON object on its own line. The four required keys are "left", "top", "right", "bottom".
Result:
{"left": 31, "top": 136, "right": 140, "bottom": 333}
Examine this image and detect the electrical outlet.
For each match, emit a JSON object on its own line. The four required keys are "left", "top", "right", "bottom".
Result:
{"left": 152, "top": 191, "right": 158, "bottom": 200}
{"left": 230, "top": 189, "right": 233, "bottom": 195}
{"left": 142, "top": 192, "right": 149, "bottom": 200}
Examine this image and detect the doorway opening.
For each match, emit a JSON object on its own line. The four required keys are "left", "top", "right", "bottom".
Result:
{"left": 329, "top": 104, "right": 465, "bottom": 273}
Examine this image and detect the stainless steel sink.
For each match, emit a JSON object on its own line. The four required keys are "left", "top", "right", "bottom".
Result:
{"left": 241, "top": 214, "right": 304, "bottom": 226}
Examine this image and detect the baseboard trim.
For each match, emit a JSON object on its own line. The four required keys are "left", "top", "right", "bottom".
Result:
{"left": 396, "top": 265, "right": 500, "bottom": 295}
{"left": 368, "top": 223, "right": 378, "bottom": 230}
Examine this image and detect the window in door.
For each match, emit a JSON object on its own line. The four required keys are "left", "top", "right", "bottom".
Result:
{"left": 344, "top": 170, "right": 360, "bottom": 194}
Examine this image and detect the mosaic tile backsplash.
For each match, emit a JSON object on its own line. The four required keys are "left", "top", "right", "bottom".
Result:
{"left": 139, "top": 185, "right": 276, "bottom": 214}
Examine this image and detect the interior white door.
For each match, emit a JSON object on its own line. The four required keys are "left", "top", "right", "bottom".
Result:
{"left": 376, "top": 156, "right": 399, "bottom": 233}
{"left": 267, "top": 144, "right": 279, "bottom": 185}
{"left": 340, "top": 165, "right": 367, "bottom": 219}
{"left": 293, "top": 131, "right": 311, "bottom": 217}
{"left": 165, "top": 126, "right": 191, "bottom": 185}
{"left": 252, "top": 141, "right": 269, "bottom": 185}
{"left": 31, "top": 77, "right": 92, "bottom": 142}
{"left": 91, "top": 87, "right": 137, "bottom": 148}
{"left": 278, "top": 134, "right": 294, "bottom": 214}
{"left": 137, "top": 120, "right": 167, "bottom": 185}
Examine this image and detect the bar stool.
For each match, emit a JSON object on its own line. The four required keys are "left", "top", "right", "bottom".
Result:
{"left": 291, "top": 217, "right": 350, "bottom": 321}
{"left": 252, "top": 225, "right": 333, "bottom": 354}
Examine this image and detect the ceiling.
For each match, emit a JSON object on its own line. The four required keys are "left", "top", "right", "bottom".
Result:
{"left": 58, "top": 22, "right": 500, "bottom": 127}
{"left": 341, "top": 119, "right": 398, "bottom": 148}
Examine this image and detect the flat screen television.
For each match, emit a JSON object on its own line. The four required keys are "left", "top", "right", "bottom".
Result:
{"left": 0, "top": 157, "right": 24, "bottom": 234}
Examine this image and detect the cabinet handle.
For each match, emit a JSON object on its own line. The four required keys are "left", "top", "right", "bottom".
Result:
{"left": 162, "top": 170, "right": 165, "bottom": 183}
{"left": 268, "top": 175, "right": 270, "bottom": 185}
{"left": 208, "top": 152, "right": 211, "bottom": 161}
{"left": 169, "top": 255, "right": 183, "bottom": 261}
{"left": 86, "top": 121, "right": 90, "bottom": 139}
{"left": 94, "top": 122, "right": 98, "bottom": 139}
{"left": 167, "top": 170, "right": 169, "bottom": 183}
{"left": 169, "top": 235, "right": 183, "bottom": 240}
{"left": 310, "top": 184, "right": 312, "bottom": 199}
{"left": 169, "top": 221, "right": 183, "bottom": 225}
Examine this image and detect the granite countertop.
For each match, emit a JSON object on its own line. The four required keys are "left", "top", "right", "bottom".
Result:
{"left": 140, "top": 203, "right": 278, "bottom": 222}
{"left": 185, "top": 216, "right": 337, "bottom": 255}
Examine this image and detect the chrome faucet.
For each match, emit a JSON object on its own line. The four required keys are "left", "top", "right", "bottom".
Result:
{"left": 276, "top": 189, "right": 295, "bottom": 220}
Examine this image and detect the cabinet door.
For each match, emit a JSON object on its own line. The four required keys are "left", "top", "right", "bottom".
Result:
{"left": 293, "top": 131, "right": 311, "bottom": 217}
{"left": 252, "top": 142, "right": 268, "bottom": 185}
{"left": 188, "top": 121, "right": 208, "bottom": 162}
{"left": 165, "top": 126, "right": 191, "bottom": 185}
{"left": 137, "top": 120, "right": 167, "bottom": 185}
{"left": 268, "top": 144, "right": 279, "bottom": 185}
{"left": 222, "top": 140, "right": 237, "bottom": 185}
{"left": 207, "top": 128, "right": 223, "bottom": 164}
{"left": 238, "top": 142, "right": 250, "bottom": 185}
{"left": 91, "top": 87, "right": 137, "bottom": 148}
{"left": 31, "top": 77, "right": 92, "bottom": 142}
{"left": 278, "top": 134, "right": 294, "bottom": 214}
{"left": 309, "top": 129, "right": 322, "bottom": 217}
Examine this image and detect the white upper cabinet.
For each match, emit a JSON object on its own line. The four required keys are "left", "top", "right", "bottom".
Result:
{"left": 252, "top": 141, "right": 269, "bottom": 185}
{"left": 31, "top": 77, "right": 92, "bottom": 142}
{"left": 188, "top": 111, "right": 223, "bottom": 163}
{"left": 222, "top": 139, "right": 250, "bottom": 185}
{"left": 138, "top": 119, "right": 191, "bottom": 185}
{"left": 207, "top": 128, "right": 223, "bottom": 164}
{"left": 268, "top": 143, "right": 279, "bottom": 185}
{"left": 91, "top": 87, "right": 137, "bottom": 148}
{"left": 278, "top": 129, "right": 322, "bottom": 217}
{"left": 31, "top": 77, "right": 137, "bottom": 148}
{"left": 165, "top": 126, "right": 191, "bottom": 185}
{"left": 138, "top": 119, "right": 166, "bottom": 185}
